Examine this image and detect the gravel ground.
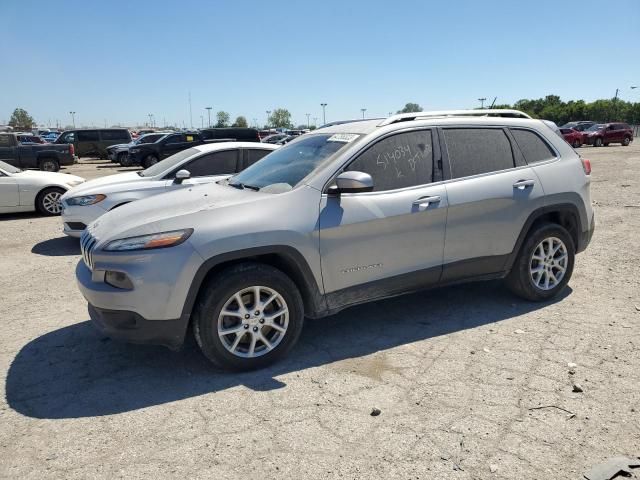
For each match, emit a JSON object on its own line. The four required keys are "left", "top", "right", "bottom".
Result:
{"left": 1, "top": 146, "right": 639, "bottom": 479}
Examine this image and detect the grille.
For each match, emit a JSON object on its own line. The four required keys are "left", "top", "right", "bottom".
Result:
{"left": 80, "top": 230, "right": 97, "bottom": 270}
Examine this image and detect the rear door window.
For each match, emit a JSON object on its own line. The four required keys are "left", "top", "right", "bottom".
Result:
{"left": 183, "top": 150, "right": 239, "bottom": 177}
{"left": 165, "top": 134, "right": 184, "bottom": 144}
{"left": 77, "top": 130, "right": 99, "bottom": 141}
{"left": 346, "top": 130, "right": 434, "bottom": 191}
{"left": 101, "top": 129, "right": 129, "bottom": 141}
{"left": 510, "top": 129, "right": 556, "bottom": 164}
{"left": 443, "top": 128, "right": 515, "bottom": 179}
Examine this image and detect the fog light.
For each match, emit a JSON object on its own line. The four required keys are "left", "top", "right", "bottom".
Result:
{"left": 105, "top": 271, "right": 134, "bottom": 290}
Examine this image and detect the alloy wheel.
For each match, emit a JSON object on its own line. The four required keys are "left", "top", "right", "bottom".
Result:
{"left": 217, "top": 286, "right": 289, "bottom": 358}
{"left": 529, "top": 237, "right": 568, "bottom": 291}
{"left": 42, "top": 191, "right": 63, "bottom": 214}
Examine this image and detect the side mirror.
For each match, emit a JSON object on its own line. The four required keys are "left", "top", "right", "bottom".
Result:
{"left": 329, "top": 171, "right": 374, "bottom": 194}
{"left": 174, "top": 169, "right": 191, "bottom": 184}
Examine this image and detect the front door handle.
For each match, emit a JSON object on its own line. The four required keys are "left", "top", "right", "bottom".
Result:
{"left": 513, "top": 179, "right": 535, "bottom": 190}
{"left": 413, "top": 195, "right": 441, "bottom": 208}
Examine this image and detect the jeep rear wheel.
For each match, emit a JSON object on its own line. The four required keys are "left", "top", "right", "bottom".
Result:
{"left": 40, "top": 158, "right": 60, "bottom": 172}
{"left": 193, "top": 263, "right": 304, "bottom": 370}
{"left": 622, "top": 136, "right": 631, "bottom": 146}
{"left": 506, "top": 223, "right": 575, "bottom": 301}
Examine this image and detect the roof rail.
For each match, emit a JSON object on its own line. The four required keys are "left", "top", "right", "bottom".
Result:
{"left": 378, "top": 109, "right": 531, "bottom": 127}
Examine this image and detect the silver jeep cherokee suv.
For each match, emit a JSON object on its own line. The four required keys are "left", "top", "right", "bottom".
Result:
{"left": 76, "top": 109, "right": 594, "bottom": 370}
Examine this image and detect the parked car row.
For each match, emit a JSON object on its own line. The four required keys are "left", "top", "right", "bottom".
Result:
{"left": 559, "top": 122, "right": 633, "bottom": 148}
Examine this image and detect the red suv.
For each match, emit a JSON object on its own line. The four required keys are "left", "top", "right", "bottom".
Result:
{"left": 584, "top": 122, "right": 633, "bottom": 147}
{"left": 560, "top": 128, "right": 584, "bottom": 148}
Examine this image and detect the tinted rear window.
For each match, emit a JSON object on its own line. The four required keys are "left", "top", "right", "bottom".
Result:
{"left": 0, "top": 135, "right": 11, "bottom": 147}
{"left": 510, "top": 129, "right": 556, "bottom": 164}
{"left": 443, "top": 128, "right": 515, "bottom": 179}
{"left": 247, "top": 148, "right": 272, "bottom": 166}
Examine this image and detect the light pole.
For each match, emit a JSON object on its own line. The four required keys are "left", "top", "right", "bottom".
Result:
{"left": 478, "top": 97, "right": 487, "bottom": 108}
{"left": 388, "top": 112, "right": 392, "bottom": 117}
{"left": 313, "top": 117, "right": 318, "bottom": 128}
{"left": 361, "top": 108, "right": 367, "bottom": 119}
{"left": 205, "top": 107, "right": 212, "bottom": 127}
{"left": 253, "top": 118, "right": 258, "bottom": 128}
{"left": 266, "top": 111, "right": 271, "bottom": 128}
{"left": 69, "top": 111, "right": 76, "bottom": 128}
{"left": 320, "top": 103, "right": 327, "bottom": 125}
{"left": 200, "top": 115, "right": 204, "bottom": 128}
{"left": 305, "top": 113, "right": 310, "bottom": 128}
{"left": 148, "top": 114, "right": 154, "bottom": 128}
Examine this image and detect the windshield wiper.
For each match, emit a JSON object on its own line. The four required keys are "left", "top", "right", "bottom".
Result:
{"left": 136, "top": 171, "right": 144, "bottom": 176}
{"left": 228, "top": 181, "right": 260, "bottom": 191}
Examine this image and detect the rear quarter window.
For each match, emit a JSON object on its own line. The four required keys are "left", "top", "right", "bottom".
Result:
{"left": 510, "top": 129, "right": 556, "bottom": 164}
{"left": 77, "top": 130, "right": 100, "bottom": 141}
{"left": 101, "top": 130, "right": 130, "bottom": 141}
{"left": 443, "top": 128, "right": 515, "bottom": 179}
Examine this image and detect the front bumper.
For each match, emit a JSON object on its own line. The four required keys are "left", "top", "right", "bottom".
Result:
{"left": 61, "top": 203, "right": 108, "bottom": 237}
{"left": 88, "top": 303, "right": 187, "bottom": 349}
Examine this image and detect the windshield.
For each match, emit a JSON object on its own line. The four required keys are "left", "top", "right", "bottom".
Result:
{"left": 586, "top": 124, "right": 605, "bottom": 132}
{"left": 0, "top": 160, "right": 21, "bottom": 174}
{"left": 230, "top": 133, "right": 359, "bottom": 192}
{"left": 138, "top": 147, "right": 199, "bottom": 177}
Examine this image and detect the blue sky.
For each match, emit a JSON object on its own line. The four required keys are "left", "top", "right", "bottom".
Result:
{"left": 2, "top": 0, "right": 639, "bottom": 128}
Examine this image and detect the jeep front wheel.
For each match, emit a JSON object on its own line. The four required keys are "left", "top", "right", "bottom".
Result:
{"left": 506, "top": 224, "right": 575, "bottom": 301}
{"left": 193, "top": 263, "right": 304, "bottom": 370}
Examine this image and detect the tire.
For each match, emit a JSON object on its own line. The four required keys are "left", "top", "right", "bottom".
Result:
{"left": 572, "top": 139, "right": 581, "bottom": 148}
{"left": 505, "top": 223, "right": 575, "bottom": 302}
{"left": 36, "top": 187, "right": 66, "bottom": 216}
{"left": 622, "top": 136, "right": 631, "bottom": 146}
{"left": 118, "top": 152, "right": 131, "bottom": 167}
{"left": 193, "top": 263, "right": 304, "bottom": 371}
{"left": 39, "top": 158, "right": 60, "bottom": 172}
{"left": 594, "top": 137, "right": 603, "bottom": 147}
{"left": 603, "top": 143, "right": 609, "bottom": 147}
{"left": 142, "top": 155, "right": 158, "bottom": 169}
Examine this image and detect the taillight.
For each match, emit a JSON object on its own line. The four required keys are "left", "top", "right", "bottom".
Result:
{"left": 581, "top": 158, "right": 591, "bottom": 175}
{"left": 69, "top": 144, "right": 75, "bottom": 155}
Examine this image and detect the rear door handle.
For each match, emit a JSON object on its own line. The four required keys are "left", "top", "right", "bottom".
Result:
{"left": 513, "top": 179, "right": 535, "bottom": 190}
{"left": 413, "top": 195, "right": 441, "bottom": 208}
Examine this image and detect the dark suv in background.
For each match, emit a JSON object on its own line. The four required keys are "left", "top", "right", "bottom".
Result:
{"left": 583, "top": 123, "right": 633, "bottom": 147}
{"left": 55, "top": 128, "right": 132, "bottom": 159}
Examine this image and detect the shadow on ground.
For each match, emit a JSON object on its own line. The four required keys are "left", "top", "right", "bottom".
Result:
{"left": 31, "top": 236, "right": 80, "bottom": 256}
{"left": 6, "top": 281, "right": 570, "bottom": 419}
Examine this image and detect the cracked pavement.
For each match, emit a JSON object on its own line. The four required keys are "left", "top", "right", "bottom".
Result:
{"left": 1, "top": 145, "right": 639, "bottom": 479}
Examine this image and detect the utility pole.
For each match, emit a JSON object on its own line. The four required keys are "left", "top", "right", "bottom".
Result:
{"left": 320, "top": 103, "right": 327, "bottom": 125}
{"left": 266, "top": 110, "right": 271, "bottom": 128}
{"left": 69, "top": 111, "right": 76, "bottom": 128}
{"left": 361, "top": 108, "right": 367, "bottom": 119}
{"left": 253, "top": 118, "right": 258, "bottom": 128}
{"left": 188, "top": 91, "right": 193, "bottom": 128}
{"left": 478, "top": 97, "right": 487, "bottom": 108}
{"left": 306, "top": 113, "right": 310, "bottom": 128}
{"left": 205, "top": 107, "right": 212, "bottom": 127}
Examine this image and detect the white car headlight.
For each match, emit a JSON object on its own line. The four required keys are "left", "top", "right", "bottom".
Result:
{"left": 104, "top": 229, "right": 193, "bottom": 252}
{"left": 66, "top": 194, "right": 106, "bottom": 206}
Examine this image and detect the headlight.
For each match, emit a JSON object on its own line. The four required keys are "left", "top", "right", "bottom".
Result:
{"left": 104, "top": 229, "right": 193, "bottom": 252}
{"left": 66, "top": 194, "right": 106, "bottom": 206}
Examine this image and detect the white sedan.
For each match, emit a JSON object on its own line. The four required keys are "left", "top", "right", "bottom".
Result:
{"left": 0, "top": 160, "right": 85, "bottom": 215}
{"left": 60, "top": 142, "right": 278, "bottom": 237}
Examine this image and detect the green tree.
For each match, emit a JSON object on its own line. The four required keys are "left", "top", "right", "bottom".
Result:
{"left": 215, "top": 111, "right": 230, "bottom": 127}
{"left": 232, "top": 116, "right": 248, "bottom": 128}
{"left": 8, "top": 108, "right": 35, "bottom": 129}
{"left": 397, "top": 102, "right": 422, "bottom": 114}
{"left": 269, "top": 108, "right": 292, "bottom": 128}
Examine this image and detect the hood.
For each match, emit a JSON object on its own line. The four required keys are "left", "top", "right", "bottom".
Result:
{"left": 63, "top": 171, "right": 144, "bottom": 198}
{"left": 16, "top": 170, "right": 84, "bottom": 186}
{"left": 89, "top": 181, "right": 271, "bottom": 244}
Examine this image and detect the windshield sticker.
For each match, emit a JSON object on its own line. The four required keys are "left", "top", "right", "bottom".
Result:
{"left": 327, "top": 133, "right": 359, "bottom": 143}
